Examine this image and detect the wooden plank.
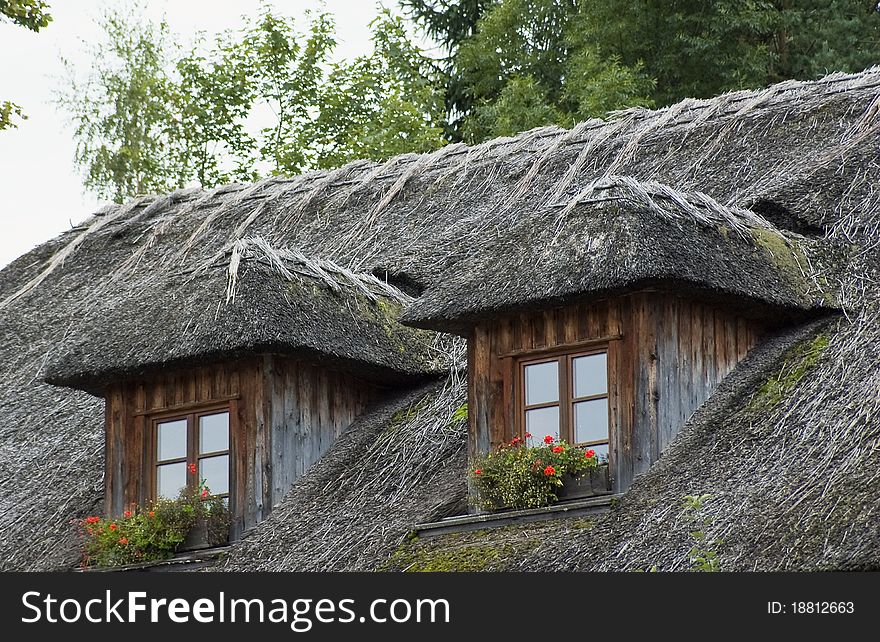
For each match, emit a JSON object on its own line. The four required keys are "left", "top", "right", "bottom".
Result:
{"left": 690, "top": 301, "right": 705, "bottom": 417}
{"left": 737, "top": 317, "right": 750, "bottom": 360}
{"left": 607, "top": 339, "right": 620, "bottom": 492}
{"left": 562, "top": 305, "right": 578, "bottom": 345}
{"left": 520, "top": 312, "right": 534, "bottom": 352}
{"left": 488, "top": 331, "right": 507, "bottom": 444}
{"left": 497, "top": 334, "right": 624, "bottom": 359}
{"left": 531, "top": 312, "right": 546, "bottom": 349}
{"left": 702, "top": 304, "right": 716, "bottom": 399}
{"left": 657, "top": 295, "right": 679, "bottom": 454}
{"left": 500, "top": 356, "right": 514, "bottom": 443}
{"left": 615, "top": 297, "right": 635, "bottom": 491}
{"left": 107, "top": 385, "right": 125, "bottom": 516}
{"left": 543, "top": 309, "right": 557, "bottom": 348}
{"left": 317, "top": 367, "right": 331, "bottom": 462}
{"left": 185, "top": 370, "right": 197, "bottom": 405}
{"left": 297, "top": 361, "right": 313, "bottom": 480}
{"left": 725, "top": 315, "right": 738, "bottom": 378}
{"left": 122, "top": 383, "right": 138, "bottom": 510}
{"left": 471, "top": 325, "right": 492, "bottom": 454}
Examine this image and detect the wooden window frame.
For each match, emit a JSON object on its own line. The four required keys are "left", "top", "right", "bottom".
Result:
{"left": 149, "top": 403, "right": 231, "bottom": 502}
{"left": 516, "top": 345, "right": 610, "bottom": 452}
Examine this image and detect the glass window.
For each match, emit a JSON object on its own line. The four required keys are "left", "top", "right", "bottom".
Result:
{"left": 525, "top": 407, "right": 560, "bottom": 444}
{"left": 574, "top": 398, "right": 608, "bottom": 444}
{"left": 157, "top": 419, "right": 187, "bottom": 461}
{"left": 524, "top": 361, "right": 559, "bottom": 405}
{"left": 199, "top": 455, "right": 229, "bottom": 496}
{"left": 573, "top": 353, "right": 607, "bottom": 397}
{"left": 518, "top": 348, "right": 610, "bottom": 461}
{"left": 199, "top": 412, "right": 229, "bottom": 454}
{"left": 157, "top": 462, "right": 186, "bottom": 499}
{"left": 154, "top": 407, "right": 231, "bottom": 501}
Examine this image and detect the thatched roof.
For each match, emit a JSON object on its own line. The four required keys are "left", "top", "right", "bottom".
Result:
{"left": 402, "top": 176, "right": 833, "bottom": 333}
{"left": 1, "top": 68, "right": 878, "bottom": 570}
{"left": 44, "top": 238, "right": 445, "bottom": 394}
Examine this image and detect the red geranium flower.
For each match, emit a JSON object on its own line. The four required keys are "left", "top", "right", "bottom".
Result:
{"left": 552, "top": 445, "right": 564, "bottom": 454}
{"left": 188, "top": 463, "right": 197, "bottom": 474}
{"left": 118, "top": 537, "right": 128, "bottom": 545}
{"left": 123, "top": 510, "right": 132, "bottom": 519}
{"left": 148, "top": 511, "right": 155, "bottom": 518}
{"left": 201, "top": 487, "right": 209, "bottom": 498}
{"left": 474, "top": 468, "right": 482, "bottom": 476}
{"left": 108, "top": 523, "right": 117, "bottom": 531}
{"left": 585, "top": 449, "right": 596, "bottom": 459}
{"left": 543, "top": 435, "right": 554, "bottom": 444}
{"left": 511, "top": 436, "right": 521, "bottom": 446}
{"left": 524, "top": 432, "right": 532, "bottom": 439}
{"left": 543, "top": 465, "right": 556, "bottom": 476}
{"left": 85, "top": 516, "right": 100, "bottom": 524}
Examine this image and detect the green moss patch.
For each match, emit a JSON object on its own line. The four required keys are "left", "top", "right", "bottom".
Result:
{"left": 383, "top": 520, "right": 593, "bottom": 572}
{"left": 751, "top": 332, "right": 830, "bottom": 410}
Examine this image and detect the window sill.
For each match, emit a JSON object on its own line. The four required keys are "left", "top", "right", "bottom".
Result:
{"left": 413, "top": 495, "right": 619, "bottom": 539}
{"left": 73, "top": 545, "right": 230, "bottom": 573}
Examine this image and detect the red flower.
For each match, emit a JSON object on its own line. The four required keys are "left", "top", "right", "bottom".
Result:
{"left": 84, "top": 516, "right": 100, "bottom": 525}
{"left": 511, "top": 436, "right": 522, "bottom": 446}
{"left": 552, "top": 445, "right": 564, "bottom": 454}
{"left": 524, "top": 432, "right": 532, "bottom": 439}
{"left": 108, "top": 523, "right": 118, "bottom": 531}
{"left": 148, "top": 511, "right": 155, "bottom": 518}
{"left": 543, "top": 465, "right": 556, "bottom": 476}
{"left": 201, "top": 487, "right": 209, "bottom": 498}
{"left": 123, "top": 510, "right": 132, "bottom": 519}
{"left": 543, "top": 435, "right": 554, "bottom": 444}
{"left": 188, "top": 463, "right": 197, "bottom": 474}
{"left": 474, "top": 468, "right": 482, "bottom": 476}
{"left": 118, "top": 537, "right": 128, "bottom": 545}
{"left": 585, "top": 449, "right": 596, "bottom": 459}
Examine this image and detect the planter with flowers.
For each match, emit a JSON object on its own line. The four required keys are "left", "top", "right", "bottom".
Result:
{"left": 469, "top": 434, "right": 606, "bottom": 512}
{"left": 77, "top": 470, "right": 230, "bottom": 569}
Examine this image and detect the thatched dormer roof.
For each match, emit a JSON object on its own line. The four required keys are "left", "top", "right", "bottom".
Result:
{"left": 1, "top": 68, "right": 879, "bottom": 570}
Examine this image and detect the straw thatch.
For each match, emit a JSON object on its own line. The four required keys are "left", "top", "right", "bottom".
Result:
{"left": 1, "top": 68, "right": 878, "bottom": 570}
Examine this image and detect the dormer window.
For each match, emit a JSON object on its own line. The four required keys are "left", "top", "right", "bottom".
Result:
{"left": 152, "top": 407, "right": 231, "bottom": 502}
{"left": 519, "top": 348, "right": 609, "bottom": 459}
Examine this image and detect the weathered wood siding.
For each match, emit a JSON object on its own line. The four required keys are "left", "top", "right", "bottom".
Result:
{"left": 268, "top": 357, "right": 376, "bottom": 508}
{"left": 104, "top": 356, "right": 375, "bottom": 538}
{"left": 468, "top": 291, "right": 764, "bottom": 494}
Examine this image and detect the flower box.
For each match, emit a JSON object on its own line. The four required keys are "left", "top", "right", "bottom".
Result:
{"left": 557, "top": 463, "right": 612, "bottom": 501}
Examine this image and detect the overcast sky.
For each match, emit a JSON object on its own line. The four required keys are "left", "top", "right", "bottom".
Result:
{"left": 0, "top": 1, "right": 404, "bottom": 268}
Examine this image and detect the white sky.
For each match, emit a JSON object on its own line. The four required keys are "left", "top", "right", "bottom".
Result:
{"left": 0, "top": 1, "right": 402, "bottom": 268}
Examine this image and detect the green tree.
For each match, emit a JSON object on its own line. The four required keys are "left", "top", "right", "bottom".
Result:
{"left": 399, "top": 0, "right": 492, "bottom": 139}
{"left": 173, "top": 33, "right": 258, "bottom": 185}
{"left": 1, "top": 0, "right": 52, "bottom": 130}
{"left": 311, "top": 10, "right": 446, "bottom": 168}
{"left": 457, "top": 0, "right": 653, "bottom": 142}
{"left": 424, "top": 0, "right": 880, "bottom": 143}
{"left": 56, "top": 7, "right": 179, "bottom": 202}
{"left": 57, "top": 4, "right": 446, "bottom": 201}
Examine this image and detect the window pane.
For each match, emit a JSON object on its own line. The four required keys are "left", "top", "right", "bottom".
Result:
{"left": 525, "top": 361, "right": 559, "bottom": 405}
{"left": 199, "top": 412, "right": 229, "bottom": 454}
{"left": 574, "top": 398, "right": 608, "bottom": 444}
{"left": 157, "top": 462, "right": 186, "bottom": 499}
{"left": 573, "top": 353, "right": 607, "bottom": 398}
{"left": 157, "top": 419, "right": 187, "bottom": 461}
{"left": 200, "top": 455, "right": 229, "bottom": 495}
{"left": 526, "top": 406, "right": 559, "bottom": 444}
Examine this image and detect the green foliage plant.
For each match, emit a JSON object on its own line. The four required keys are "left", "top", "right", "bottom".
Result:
{"left": 78, "top": 477, "right": 230, "bottom": 568}
{"left": 470, "top": 433, "right": 598, "bottom": 510}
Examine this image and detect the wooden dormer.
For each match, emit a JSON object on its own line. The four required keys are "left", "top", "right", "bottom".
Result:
{"left": 468, "top": 290, "right": 765, "bottom": 493}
